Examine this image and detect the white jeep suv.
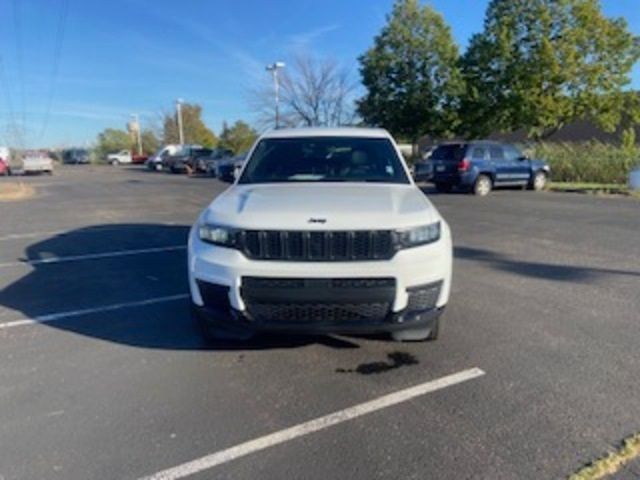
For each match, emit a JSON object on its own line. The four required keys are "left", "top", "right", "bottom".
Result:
{"left": 188, "top": 128, "right": 452, "bottom": 342}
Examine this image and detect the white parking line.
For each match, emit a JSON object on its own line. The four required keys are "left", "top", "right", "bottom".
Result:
{"left": 0, "top": 230, "right": 66, "bottom": 242}
{"left": 140, "top": 368, "right": 486, "bottom": 480}
{"left": 0, "top": 294, "right": 189, "bottom": 329}
{"left": 0, "top": 222, "right": 183, "bottom": 242}
{"left": 0, "top": 245, "right": 186, "bottom": 268}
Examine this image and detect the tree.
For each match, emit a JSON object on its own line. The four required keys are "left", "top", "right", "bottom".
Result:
{"left": 140, "top": 129, "right": 160, "bottom": 155}
{"left": 460, "top": 0, "right": 640, "bottom": 139}
{"left": 357, "top": 0, "right": 463, "bottom": 148}
{"left": 253, "top": 54, "right": 357, "bottom": 128}
{"left": 162, "top": 103, "right": 217, "bottom": 147}
{"left": 218, "top": 121, "right": 258, "bottom": 154}
{"left": 95, "top": 128, "right": 132, "bottom": 160}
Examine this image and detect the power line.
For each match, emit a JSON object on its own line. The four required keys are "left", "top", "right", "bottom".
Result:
{"left": 39, "top": 0, "right": 69, "bottom": 143}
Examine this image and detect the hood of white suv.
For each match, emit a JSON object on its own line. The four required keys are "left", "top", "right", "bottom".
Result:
{"left": 201, "top": 183, "right": 439, "bottom": 230}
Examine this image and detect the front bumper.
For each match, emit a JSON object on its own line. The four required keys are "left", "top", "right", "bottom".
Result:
{"left": 192, "top": 300, "right": 444, "bottom": 336}
{"left": 188, "top": 222, "right": 452, "bottom": 335}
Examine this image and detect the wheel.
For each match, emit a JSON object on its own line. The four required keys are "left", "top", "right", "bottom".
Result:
{"left": 391, "top": 315, "right": 441, "bottom": 342}
{"left": 435, "top": 183, "right": 452, "bottom": 193}
{"left": 530, "top": 171, "right": 547, "bottom": 191}
{"left": 155, "top": 163, "right": 162, "bottom": 171}
{"left": 191, "top": 303, "right": 253, "bottom": 344}
{"left": 110, "top": 159, "right": 119, "bottom": 166}
{"left": 473, "top": 174, "right": 492, "bottom": 196}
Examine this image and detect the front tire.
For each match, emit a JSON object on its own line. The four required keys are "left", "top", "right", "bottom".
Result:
{"left": 391, "top": 314, "right": 441, "bottom": 342}
{"left": 191, "top": 304, "right": 253, "bottom": 344}
{"left": 530, "top": 171, "right": 547, "bottom": 191}
{"left": 473, "top": 174, "right": 492, "bottom": 196}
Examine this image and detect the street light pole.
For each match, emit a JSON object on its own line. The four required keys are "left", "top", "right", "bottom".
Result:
{"left": 266, "top": 62, "right": 285, "bottom": 129}
{"left": 176, "top": 98, "right": 184, "bottom": 144}
{"left": 131, "top": 114, "right": 142, "bottom": 155}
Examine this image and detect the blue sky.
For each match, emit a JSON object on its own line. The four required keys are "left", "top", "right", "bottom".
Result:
{"left": 0, "top": 0, "right": 639, "bottom": 148}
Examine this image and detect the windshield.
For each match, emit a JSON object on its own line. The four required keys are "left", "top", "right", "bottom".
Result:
{"left": 238, "top": 136, "right": 409, "bottom": 184}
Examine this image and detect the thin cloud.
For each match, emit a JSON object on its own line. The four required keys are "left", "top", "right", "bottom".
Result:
{"left": 287, "top": 24, "right": 340, "bottom": 50}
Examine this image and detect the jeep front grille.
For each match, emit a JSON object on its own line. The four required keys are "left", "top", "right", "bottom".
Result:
{"left": 238, "top": 230, "right": 394, "bottom": 261}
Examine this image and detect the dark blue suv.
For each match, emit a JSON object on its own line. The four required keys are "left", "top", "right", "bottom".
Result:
{"left": 430, "top": 141, "right": 550, "bottom": 196}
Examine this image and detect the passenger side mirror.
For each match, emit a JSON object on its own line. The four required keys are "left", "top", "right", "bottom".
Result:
{"left": 518, "top": 155, "right": 529, "bottom": 161}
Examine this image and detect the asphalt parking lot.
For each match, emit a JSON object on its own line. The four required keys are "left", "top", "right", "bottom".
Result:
{"left": 1, "top": 165, "right": 639, "bottom": 480}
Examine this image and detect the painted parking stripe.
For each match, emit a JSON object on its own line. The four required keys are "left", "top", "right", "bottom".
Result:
{"left": 140, "top": 368, "right": 486, "bottom": 480}
{"left": 0, "top": 222, "right": 183, "bottom": 242}
{"left": 0, "top": 293, "right": 189, "bottom": 329}
{"left": 0, "top": 230, "right": 67, "bottom": 242}
{"left": 0, "top": 245, "right": 186, "bottom": 268}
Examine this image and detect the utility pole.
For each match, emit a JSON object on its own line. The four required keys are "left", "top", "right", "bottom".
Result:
{"left": 130, "top": 114, "right": 142, "bottom": 155}
{"left": 266, "top": 62, "right": 285, "bottom": 129}
{"left": 176, "top": 98, "right": 184, "bottom": 144}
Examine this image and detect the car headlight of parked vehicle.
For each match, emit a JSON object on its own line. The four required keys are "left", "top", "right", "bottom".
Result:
{"left": 198, "top": 224, "right": 237, "bottom": 247}
{"left": 199, "top": 222, "right": 441, "bottom": 251}
{"left": 394, "top": 222, "right": 441, "bottom": 249}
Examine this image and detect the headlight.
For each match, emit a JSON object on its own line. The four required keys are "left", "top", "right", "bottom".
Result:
{"left": 395, "top": 222, "right": 441, "bottom": 249}
{"left": 198, "top": 224, "right": 237, "bottom": 247}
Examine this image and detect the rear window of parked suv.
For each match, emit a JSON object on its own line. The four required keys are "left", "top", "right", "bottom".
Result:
{"left": 430, "top": 144, "right": 466, "bottom": 162}
{"left": 239, "top": 136, "right": 410, "bottom": 184}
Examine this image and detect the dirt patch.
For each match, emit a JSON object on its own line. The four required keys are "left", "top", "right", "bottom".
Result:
{"left": 0, "top": 182, "right": 36, "bottom": 202}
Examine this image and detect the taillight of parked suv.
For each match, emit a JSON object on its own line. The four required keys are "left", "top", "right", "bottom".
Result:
{"left": 457, "top": 158, "right": 471, "bottom": 172}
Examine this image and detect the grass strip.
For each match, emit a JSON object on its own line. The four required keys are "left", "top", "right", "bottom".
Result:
{"left": 568, "top": 432, "right": 640, "bottom": 480}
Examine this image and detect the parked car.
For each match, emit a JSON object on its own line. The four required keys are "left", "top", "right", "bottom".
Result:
{"left": 107, "top": 150, "right": 133, "bottom": 165}
{"left": 163, "top": 146, "right": 213, "bottom": 174}
{"left": 412, "top": 161, "right": 433, "bottom": 183}
{"left": 210, "top": 152, "right": 247, "bottom": 181}
{"left": 63, "top": 148, "right": 90, "bottom": 164}
{"left": 145, "top": 145, "right": 183, "bottom": 171}
{"left": 430, "top": 141, "right": 550, "bottom": 196}
{"left": 22, "top": 152, "right": 53, "bottom": 174}
{"left": 131, "top": 154, "right": 148, "bottom": 165}
{"left": 0, "top": 157, "right": 10, "bottom": 176}
{"left": 0, "top": 146, "right": 11, "bottom": 176}
{"left": 195, "top": 148, "right": 234, "bottom": 174}
{"left": 189, "top": 127, "right": 452, "bottom": 343}
{"left": 630, "top": 165, "right": 640, "bottom": 191}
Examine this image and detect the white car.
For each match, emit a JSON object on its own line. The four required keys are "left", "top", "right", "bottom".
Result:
{"left": 22, "top": 153, "right": 53, "bottom": 174}
{"left": 107, "top": 150, "right": 132, "bottom": 165}
{"left": 188, "top": 128, "right": 452, "bottom": 342}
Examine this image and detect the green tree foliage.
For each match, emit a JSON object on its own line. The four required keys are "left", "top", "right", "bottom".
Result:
{"left": 163, "top": 103, "right": 217, "bottom": 147}
{"left": 357, "top": 0, "right": 463, "bottom": 145}
{"left": 140, "top": 129, "right": 160, "bottom": 155}
{"left": 95, "top": 128, "right": 132, "bottom": 160}
{"left": 218, "top": 121, "right": 258, "bottom": 154}
{"left": 461, "top": 0, "right": 640, "bottom": 139}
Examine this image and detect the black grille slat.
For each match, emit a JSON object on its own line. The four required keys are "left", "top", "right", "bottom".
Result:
{"left": 240, "top": 230, "right": 394, "bottom": 261}
{"left": 241, "top": 276, "right": 395, "bottom": 324}
{"left": 247, "top": 302, "right": 390, "bottom": 324}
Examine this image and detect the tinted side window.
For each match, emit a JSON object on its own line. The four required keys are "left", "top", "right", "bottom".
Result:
{"left": 489, "top": 147, "right": 504, "bottom": 160}
{"left": 503, "top": 145, "right": 522, "bottom": 161}
{"left": 471, "top": 147, "right": 486, "bottom": 159}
